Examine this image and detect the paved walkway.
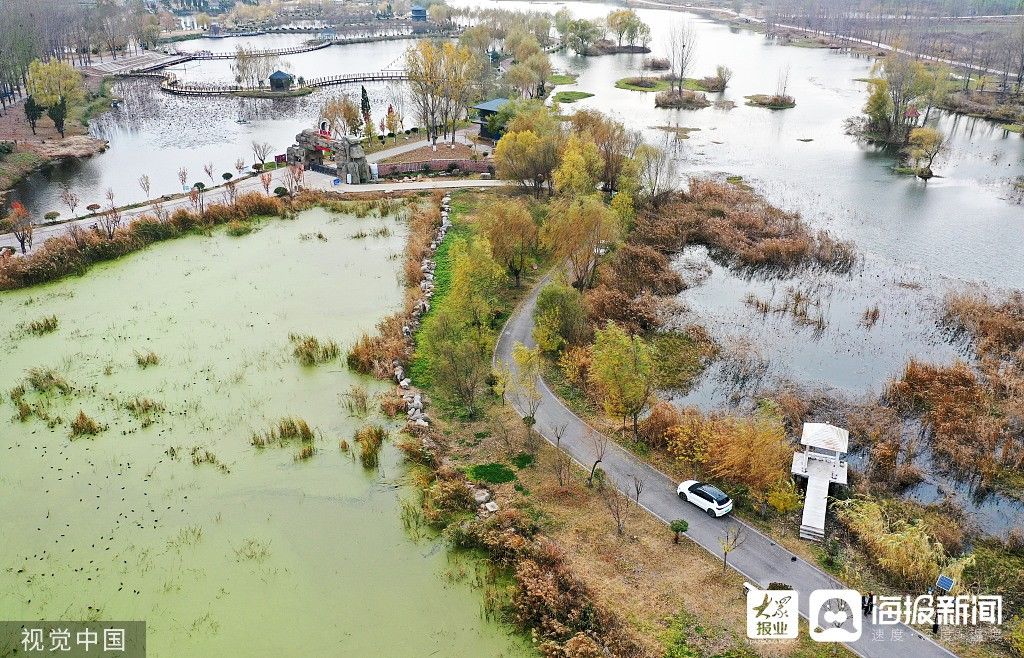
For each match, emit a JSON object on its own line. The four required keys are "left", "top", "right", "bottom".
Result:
{"left": 0, "top": 169, "right": 505, "bottom": 254}
{"left": 493, "top": 271, "right": 957, "bottom": 658}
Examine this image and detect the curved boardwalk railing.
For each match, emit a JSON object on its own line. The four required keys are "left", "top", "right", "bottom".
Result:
{"left": 166, "top": 28, "right": 458, "bottom": 64}
{"left": 159, "top": 70, "right": 408, "bottom": 96}
{"left": 182, "top": 40, "right": 332, "bottom": 60}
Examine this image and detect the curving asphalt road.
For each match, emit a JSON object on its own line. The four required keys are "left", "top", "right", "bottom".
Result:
{"left": 493, "top": 272, "right": 956, "bottom": 658}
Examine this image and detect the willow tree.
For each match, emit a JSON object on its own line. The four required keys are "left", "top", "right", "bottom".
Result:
{"left": 589, "top": 321, "right": 656, "bottom": 438}
{"left": 541, "top": 195, "right": 621, "bottom": 289}
{"left": 405, "top": 40, "right": 477, "bottom": 144}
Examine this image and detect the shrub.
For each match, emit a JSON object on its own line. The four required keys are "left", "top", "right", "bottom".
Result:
{"left": 834, "top": 497, "right": 947, "bottom": 589}
{"left": 379, "top": 392, "right": 407, "bottom": 417}
{"left": 559, "top": 346, "right": 593, "bottom": 389}
{"left": 44, "top": 211, "right": 60, "bottom": 221}
{"left": 274, "top": 186, "right": 289, "bottom": 197}
{"left": 533, "top": 280, "right": 589, "bottom": 353}
{"left": 639, "top": 401, "right": 682, "bottom": 449}
{"left": 655, "top": 90, "right": 711, "bottom": 109}
{"left": 423, "top": 472, "right": 476, "bottom": 527}
{"left": 665, "top": 407, "right": 793, "bottom": 503}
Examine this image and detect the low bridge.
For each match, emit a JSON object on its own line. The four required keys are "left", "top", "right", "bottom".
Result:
{"left": 159, "top": 70, "right": 408, "bottom": 96}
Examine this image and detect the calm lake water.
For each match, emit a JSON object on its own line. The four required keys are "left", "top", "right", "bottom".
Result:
{"left": 0, "top": 209, "right": 534, "bottom": 657}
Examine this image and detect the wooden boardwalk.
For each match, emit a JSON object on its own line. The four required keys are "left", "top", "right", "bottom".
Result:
{"left": 159, "top": 70, "right": 408, "bottom": 96}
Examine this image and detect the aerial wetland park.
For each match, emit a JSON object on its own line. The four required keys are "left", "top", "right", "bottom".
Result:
{"left": 0, "top": 0, "right": 1023, "bottom": 657}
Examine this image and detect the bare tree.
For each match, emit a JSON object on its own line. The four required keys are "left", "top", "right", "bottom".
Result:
{"left": 97, "top": 209, "right": 121, "bottom": 240}
{"left": 151, "top": 200, "right": 164, "bottom": 223}
{"left": 203, "top": 161, "right": 214, "bottom": 183}
{"left": 636, "top": 136, "right": 677, "bottom": 208}
{"left": 283, "top": 164, "right": 304, "bottom": 196}
{"left": 494, "top": 418, "right": 521, "bottom": 458}
{"left": 177, "top": 167, "right": 188, "bottom": 190}
{"left": 10, "top": 205, "right": 34, "bottom": 254}
{"left": 632, "top": 474, "right": 645, "bottom": 506}
{"left": 553, "top": 423, "right": 570, "bottom": 487}
{"left": 59, "top": 182, "right": 79, "bottom": 217}
{"left": 67, "top": 223, "right": 87, "bottom": 249}
{"left": 587, "top": 430, "right": 609, "bottom": 487}
{"left": 601, "top": 485, "right": 630, "bottom": 535}
{"left": 138, "top": 174, "right": 151, "bottom": 199}
{"left": 666, "top": 21, "right": 696, "bottom": 94}
{"left": 234, "top": 158, "right": 247, "bottom": 176}
{"left": 225, "top": 179, "right": 239, "bottom": 205}
{"left": 259, "top": 171, "right": 273, "bottom": 196}
{"left": 719, "top": 524, "right": 746, "bottom": 573}
{"left": 775, "top": 64, "right": 791, "bottom": 99}
{"left": 252, "top": 141, "right": 273, "bottom": 167}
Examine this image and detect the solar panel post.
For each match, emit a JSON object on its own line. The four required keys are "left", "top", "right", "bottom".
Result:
{"left": 935, "top": 574, "right": 955, "bottom": 593}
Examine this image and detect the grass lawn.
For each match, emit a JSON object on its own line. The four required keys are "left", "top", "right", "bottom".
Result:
{"left": 549, "top": 73, "right": 578, "bottom": 85}
{"left": 615, "top": 76, "right": 670, "bottom": 92}
{"left": 0, "top": 150, "right": 45, "bottom": 192}
{"left": 552, "top": 90, "right": 594, "bottom": 104}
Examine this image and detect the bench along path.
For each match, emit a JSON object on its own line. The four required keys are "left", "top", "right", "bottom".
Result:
{"left": 493, "top": 271, "right": 958, "bottom": 658}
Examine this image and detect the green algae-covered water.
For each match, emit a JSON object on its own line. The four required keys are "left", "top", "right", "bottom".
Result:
{"left": 0, "top": 208, "right": 534, "bottom": 657}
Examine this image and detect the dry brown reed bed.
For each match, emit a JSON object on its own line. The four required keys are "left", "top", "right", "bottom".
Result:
{"left": 883, "top": 290, "right": 1024, "bottom": 485}
{"left": 0, "top": 192, "right": 288, "bottom": 290}
{"left": 634, "top": 179, "right": 857, "bottom": 276}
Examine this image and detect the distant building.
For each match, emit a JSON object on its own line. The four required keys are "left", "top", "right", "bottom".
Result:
{"left": 410, "top": 5, "right": 427, "bottom": 21}
{"left": 471, "top": 98, "right": 510, "bottom": 141}
{"left": 268, "top": 70, "right": 294, "bottom": 92}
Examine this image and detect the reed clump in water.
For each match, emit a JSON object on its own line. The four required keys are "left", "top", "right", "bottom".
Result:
{"left": 70, "top": 410, "right": 103, "bottom": 437}
{"left": 288, "top": 333, "right": 340, "bottom": 366}
{"left": 884, "top": 290, "right": 1024, "bottom": 486}
{"left": 251, "top": 417, "right": 316, "bottom": 448}
{"left": 343, "top": 384, "right": 370, "bottom": 416}
{"left": 135, "top": 351, "right": 160, "bottom": 368}
{"left": 125, "top": 396, "right": 164, "bottom": 427}
{"left": 636, "top": 179, "right": 857, "bottom": 275}
{"left": 25, "top": 315, "right": 59, "bottom": 335}
{"left": 347, "top": 314, "right": 408, "bottom": 378}
{"left": 355, "top": 424, "right": 387, "bottom": 468}
{"left": 191, "top": 446, "right": 230, "bottom": 473}
{"left": 25, "top": 367, "right": 72, "bottom": 395}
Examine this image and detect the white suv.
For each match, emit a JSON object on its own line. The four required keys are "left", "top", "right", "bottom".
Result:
{"left": 677, "top": 480, "right": 733, "bottom": 517}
